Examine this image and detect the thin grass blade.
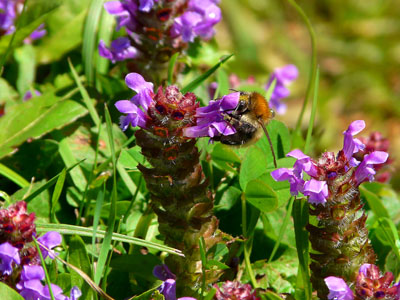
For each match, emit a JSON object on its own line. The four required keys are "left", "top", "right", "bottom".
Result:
{"left": 50, "top": 168, "right": 66, "bottom": 223}
{"left": 0, "top": 163, "right": 29, "bottom": 188}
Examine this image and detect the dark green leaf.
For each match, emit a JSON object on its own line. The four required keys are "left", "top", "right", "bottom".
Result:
{"left": 239, "top": 146, "right": 268, "bottom": 190}
{"left": 244, "top": 179, "right": 278, "bottom": 213}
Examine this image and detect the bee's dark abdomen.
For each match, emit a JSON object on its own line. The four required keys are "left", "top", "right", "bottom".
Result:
{"left": 218, "top": 121, "right": 257, "bottom": 146}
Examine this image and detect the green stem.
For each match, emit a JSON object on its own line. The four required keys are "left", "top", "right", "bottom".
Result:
{"left": 241, "top": 194, "right": 258, "bottom": 288}
{"left": 287, "top": 0, "right": 317, "bottom": 135}
{"left": 33, "top": 237, "right": 55, "bottom": 300}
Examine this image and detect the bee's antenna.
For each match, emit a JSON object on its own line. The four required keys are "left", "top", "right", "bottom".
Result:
{"left": 229, "top": 88, "right": 239, "bottom": 92}
{"left": 258, "top": 120, "right": 277, "bottom": 168}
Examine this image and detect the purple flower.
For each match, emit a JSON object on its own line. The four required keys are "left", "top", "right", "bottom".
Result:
{"left": 354, "top": 151, "right": 389, "bottom": 185}
{"left": 0, "top": 242, "right": 20, "bottom": 275}
{"left": 104, "top": 0, "right": 137, "bottom": 31}
{"left": 153, "top": 264, "right": 176, "bottom": 281}
{"left": 358, "top": 263, "right": 372, "bottom": 276}
{"left": 115, "top": 73, "right": 154, "bottom": 130}
{"left": 23, "top": 90, "right": 41, "bottom": 101}
{"left": 287, "top": 149, "right": 318, "bottom": 177}
{"left": 16, "top": 265, "right": 46, "bottom": 299}
{"left": 24, "top": 24, "right": 47, "bottom": 44}
{"left": 342, "top": 120, "right": 366, "bottom": 164}
{"left": 139, "top": 0, "right": 158, "bottom": 12}
{"left": 265, "top": 64, "right": 298, "bottom": 115}
{"left": 324, "top": 276, "right": 354, "bottom": 300}
{"left": 152, "top": 265, "right": 196, "bottom": 300}
{"left": 99, "top": 37, "right": 139, "bottom": 63}
{"left": 0, "top": 0, "right": 16, "bottom": 35}
{"left": 171, "top": 0, "right": 221, "bottom": 42}
{"left": 270, "top": 168, "right": 305, "bottom": 196}
{"left": 183, "top": 92, "right": 239, "bottom": 139}
{"left": 37, "top": 231, "right": 62, "bottom": 259}
{"left": 303, "top": 179, "right": 328, "bottom": 206}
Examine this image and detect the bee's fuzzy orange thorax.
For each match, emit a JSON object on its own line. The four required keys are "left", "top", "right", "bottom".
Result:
{"left": 250, "top": 92, "right": 272, "bottom": 122}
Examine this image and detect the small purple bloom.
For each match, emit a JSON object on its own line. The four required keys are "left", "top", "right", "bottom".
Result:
{"left": 287, "top": 149, "right": 318, "bottom": 177}
{"left": 354, "top": 151, "right": 389, "bottom": 185}
{"left": 104, "top": 0, "right": 137, "bottom": 31}
{"left": 69, "top": 286, "right": 82, "bottom": 300}
{"left": 270, "top": 168, "right": 305, "bottom": 196}
{"left": 99, "top": 38, "right": 139, "bottom": 63}
{"left": 324, "top": 276, "right": 354, "bottom": 300}
{"left": 183, "top": 92, "right": 239, "bottom": 139}
{"left": 153, "top": 264, "right": 176, "bottom": 281}
{"left": 0, "top": 242, "right": 20, "bottom": 275}
{"left": 303, "top": 179, "right": 328, "bottom": 206}
{"left": 24, "top": 24, "right": 47, "bottom": 44}
{"left": 160, "top": 279, "right": 177, "bottom": 300}
{"left": 265, "top": 64, "right": 298, "bottom": 115}
{"left": 115, "top": 73, "right": 154, "bottom": 130}
{"left": 0, "top": 0, "right": 16, "bottom": 35}
{"left": 16, "top": 265, "right": 46, "bottom": 299}
{"left": 23, "top": 90, "right": 41, "bottom": 101}
{"left": 171, "top": 0, "right": 221, "bottom": 42}
{"left": 37, "top": 231, "right": 62, "bottom": 259}
{"left": 342, "top": 120, "right": 366, "bottom": 163}
{"left": 139, "top": 0, "right": 158, "bottom": 12}
{"left": 358, "top": 263, "right": 372, "bottom": 276}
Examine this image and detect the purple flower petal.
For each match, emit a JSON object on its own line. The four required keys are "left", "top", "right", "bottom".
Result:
{"left": 342, "top": 120, "right": 366, "bottom": 161}
{"left": 139, "top": 0, "right": 157, "bottom": 12}
{"left": 99, "top": 38, "right": 139, "bottom": 63}
{"left": 159, "top": 278, "right": 177, "bottom": 300}
{"left": 287, "top": 149, "right": 318, "bottom": 177}
{"left": 355, "top": 151, "right": 389, "bottom": 184}
{"left": 37, "top": 231, "right": 62, "bottom": 259}
{"left": 125, "top": 73, "right": 154, "bottom": 110}
{"left": 20, "top": 265, "right": 45, "bottom": 281}
{"left": 17, "top": 279, "right": 45, "bottom": 300}
{"left": 358, "top": 263, "right": 372, "bottom": 276}
{"left": 271, "top": 168, "right": 305, "bottom": 196}
{"left": 0, "top": 242, "right": 20, "bottom": 275}
{"left": 23, "top": 90, "right": 41, "bottom": 101}
{"left": 153, "top": 264, "right": 176, "bottom": 281}
{"left": 303, "top": 179, "right": 328, "bottom": 206}
{"left": 70, "top": 286, "right": 82, "bottom": 300}
{"left": 324, "top": 276, "right": 354, "bottom": 300}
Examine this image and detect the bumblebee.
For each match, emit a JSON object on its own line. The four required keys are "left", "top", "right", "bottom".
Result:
{"left": 214, "top": 91, "right": 277, "bottom": 167}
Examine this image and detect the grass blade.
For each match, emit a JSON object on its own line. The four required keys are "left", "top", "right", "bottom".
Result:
{"left": 94, "top": 104, "right": 117, "bottom": 285}
{"left": 23, "top": 160, "right": 84, "bottom": 203}
{"left": 33, "top": 237, "right": 55, "bottom": 300}
{"left": 0, "top": 163, "right": 29, "bottom": 188}
{"left": 304, "top": 67, "right": 319, "bottom": 154}
{"left": 167, "top": 52, "right": 179, "bottom": 85}
{"left": 36, "top": 223, "right": 183, "bottom": 256}
{"left": 50, "top": 168, "right": 66, "bottom": 223}
{"left": 68, "top": 58, "right": 101, "bottom": 126}
{"left": 181, "top": 54, "right": 234, "bottom": 93}
{"left": 92, "top": 186, "right": 105, "bottom": 254}
{"left": 82, "top": 0, "right": 105, "bottom": 83}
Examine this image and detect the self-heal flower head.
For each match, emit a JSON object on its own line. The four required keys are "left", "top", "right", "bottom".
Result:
{"left": 265, "top": 64, "right": 298, "bottom": 115}
{"left": 182, "top": 92, "right": 240, "bottom": 139}
{"left": 0, "top": 0, "right": 16, "bottom": 35}
{"left": 37, "top": 231, "right": 62, "bottom": 259}
{"left": 115, "top": 73, "right": 154, "bottom": 131}
{"left": 324, "top": 276, "right": 354, "bottom": 300}
{"left": 99, "top": 37, "right": 138, "bottom": 63}
{"left": 354, "top": 151, "right": 389, "bottom": 185}
{"left": 0, "top": 242, "right": 20, "bottom": 275}
{"left": 214, "top": 281, "right": 260, "bottom": 300}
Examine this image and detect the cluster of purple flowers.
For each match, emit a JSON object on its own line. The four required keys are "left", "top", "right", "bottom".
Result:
{"left": 0, "top": 0, "right": 46, "bottom": 42}
{"left": 99, "top": 0, "right": 222, "bottom": 63}
{"left": 325, "top": 264, "right": 400, "bottom": 299}
{"left": 271, "top": 120, "right": 389, "bottom": 206}
{"left": 153, "top": 265, "right": 196, "bottom": 300}
{"left": 0, "top": 201, "right": 81, "bottom": 300}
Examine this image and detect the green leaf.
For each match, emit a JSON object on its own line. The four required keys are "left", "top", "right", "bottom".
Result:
{"left": 256, "top": 120, "right": 291, "bottom": 165}
{"left": 167, "top": 52, "right": 179, "bottom": 85}
{"left": 110, "top": 253, "right": 161, "bottom": 279}
{"left": 304, "top": 67, "right": 319, "bottom": 154}
{"left": 215, "top": 68, "right": 229, "bottom": 98}
{"left": 0, "top": 282, "right": 24, "bottom": 300}
{"left": 14, "top": 44, "right": 36, "bottom": 96}
{"left": 239, "top": 146, "right": 268, "bottom": 190}
{"left": 181, "top": 54, "right": 234, "bottom": 93}
{"left": 244, "top": 179, "right": 278, "bottom": 213}
{"left": 293, "top": 199, "right": 311, "bottom": 300}
{"left": 360, "top": 185, "right": 390, "bottom": 219}
{"left": 68, "top": 235, "right": 93, "bottom": 300}
{"left": 0, "top": 93, "right": 87, "bottom": 159}
{"left": 376, "top": 217, "right": 400, "bottom": 261}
